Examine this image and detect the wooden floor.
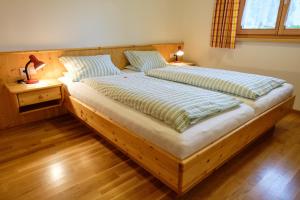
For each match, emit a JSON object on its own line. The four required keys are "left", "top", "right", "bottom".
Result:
{"left": 0, "top": 113, "right": 299, "bottom": 200}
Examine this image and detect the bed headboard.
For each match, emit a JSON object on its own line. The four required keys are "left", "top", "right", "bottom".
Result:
{"left": 0, "top": 42, "right": 183, "bottom": 129}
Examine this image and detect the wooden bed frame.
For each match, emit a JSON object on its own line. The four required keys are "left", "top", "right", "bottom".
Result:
{"left": 64, "top": 90, "right": 295, "bottom": 194}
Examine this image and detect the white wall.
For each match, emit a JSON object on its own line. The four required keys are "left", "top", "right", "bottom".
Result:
{"left": 0, "top": 0, "right": 181, "bottom": 52}
{"left": 179, "top": 0, "right": 300, "bottom": 110}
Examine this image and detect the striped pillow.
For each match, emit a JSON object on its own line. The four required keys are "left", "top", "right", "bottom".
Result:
{"left": 124, "top": 51, "right": 167, "bottom": 72}
{"left": 125, "top": 65, "right": 140, "bottom": 71}
{"left": 59, "top": 55, "right": 121, "bottom": 81}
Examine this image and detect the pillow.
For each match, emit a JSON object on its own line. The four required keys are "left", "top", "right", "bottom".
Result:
{"left": 125, "top": 65, "right": 140, "bottom": 72}
{"left": 59, "top": 55, "right": 121, "bottom": 81}
{"left": 124, "top": 51, "right": 167, "bottom": 72}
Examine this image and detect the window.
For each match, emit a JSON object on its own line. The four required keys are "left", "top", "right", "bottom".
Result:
{"left": 237, "top": 0, "right": 300, "bottom": 37}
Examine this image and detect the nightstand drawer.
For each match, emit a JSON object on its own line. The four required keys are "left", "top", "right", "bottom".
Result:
{"left": 18, "top": 87, "right": 62, "bottom": 107}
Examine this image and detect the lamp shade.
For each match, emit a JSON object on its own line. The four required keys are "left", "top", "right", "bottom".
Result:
{"left": 175, "top": 47, "right": 184, "bottom": 57}
{"left": 29, "top": 55, "right": 46, "bottom": 71}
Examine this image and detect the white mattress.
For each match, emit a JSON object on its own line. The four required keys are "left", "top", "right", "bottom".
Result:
{"left": 60, "top": 76, "right": 255, "bottom": 159}
{"left": 122, "top": 69, "right": 294, "bottom": 115}
{"left": 236, "top": 83, "right": 294, "bottom": 115}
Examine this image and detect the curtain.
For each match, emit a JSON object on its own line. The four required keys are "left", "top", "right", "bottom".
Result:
{"left": 211, "top": 0, "right": 240, "bottom": 49}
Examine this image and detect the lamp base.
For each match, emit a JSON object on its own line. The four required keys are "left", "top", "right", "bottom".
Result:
{"left": 26, "top": 79, "right": 39, "bottom": 84}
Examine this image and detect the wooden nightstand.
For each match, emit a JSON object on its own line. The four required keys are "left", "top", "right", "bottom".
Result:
{"left": 5, "top": 79, "right": 63, "bottom": 114}
{"left": 169, "top": 61, "right": 196, "bottom": 66}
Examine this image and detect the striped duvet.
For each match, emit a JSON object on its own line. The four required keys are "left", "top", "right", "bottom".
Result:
{"left": 146, "top": 66, "right": 286, "bottom": 100}
{"left": 82, "top": 74, "right": 240, "bottom": 132}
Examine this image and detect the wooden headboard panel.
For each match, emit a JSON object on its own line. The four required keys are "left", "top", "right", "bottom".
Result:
{"left": 0, "top": 43, "right": 183, "bottom": 129}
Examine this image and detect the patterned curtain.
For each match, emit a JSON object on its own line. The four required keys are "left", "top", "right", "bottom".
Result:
{"left": 211, "top": 0, "right": 240, "bottom": 49}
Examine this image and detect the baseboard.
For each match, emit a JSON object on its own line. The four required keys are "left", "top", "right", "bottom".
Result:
{"left": 292, "top": 109, "right": 300, "bottom": 114}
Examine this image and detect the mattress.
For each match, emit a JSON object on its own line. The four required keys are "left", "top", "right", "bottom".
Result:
{"left": 60, "top": 76, "right": 255, "bottom": 159}
{"left": 122, "top": 69, "right": 294, "bottom": 115}
{"left": 236, "top": 83, "right": 294, "bottom": 115}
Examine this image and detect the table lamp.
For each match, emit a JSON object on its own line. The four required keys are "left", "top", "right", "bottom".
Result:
{"left": 23, "top": 55, "right": 46, "bottom": 84}
{"left": 175, "top": 46, "right": 184, "bottom": 62}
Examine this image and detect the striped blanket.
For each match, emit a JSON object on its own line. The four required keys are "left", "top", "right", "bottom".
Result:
{"left": 146, "top": 66, "right": 286, "bottom": 100}
{"left": 82, "top": 74, "right": 240, "bottom": 132}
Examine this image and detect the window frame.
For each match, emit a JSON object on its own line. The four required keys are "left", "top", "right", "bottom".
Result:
{"left": 237, "top": 0, "right": 300, "bottom": 38}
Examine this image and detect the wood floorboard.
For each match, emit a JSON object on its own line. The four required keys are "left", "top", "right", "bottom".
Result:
{"left": 0, "top": 113, "right": 299, "bottom": 200}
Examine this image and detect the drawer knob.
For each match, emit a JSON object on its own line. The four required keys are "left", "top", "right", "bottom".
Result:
{"left": 38, "top": 95, "right": 43, "bottom": 100}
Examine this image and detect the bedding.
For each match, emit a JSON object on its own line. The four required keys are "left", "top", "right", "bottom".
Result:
{"left": 59, "top": 55, "right": 121, "bottom": 81}
{"left": 60, "top": 76, "right": 255, "bottom": 159}
{"left": 124, "top": 51, "right": 167, "bottom": 72}
{"left": 236, "top": 83, "right": 294, "bottom": 115}
{"left": 122, "top": 69, "right": 293, "bottom": 115}
{"left": 146, "top": 66, "right": 286, "bottom": 100}
{"left": 81, "top": 74, "right": 241, "bottom": 132}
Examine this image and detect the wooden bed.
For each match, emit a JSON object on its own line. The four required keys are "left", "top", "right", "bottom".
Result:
{"left": 58, "top": 44, "right": 295, "bottom": 194}
{"left": 2, "top": 43, "right": 293, "bottom": 194}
